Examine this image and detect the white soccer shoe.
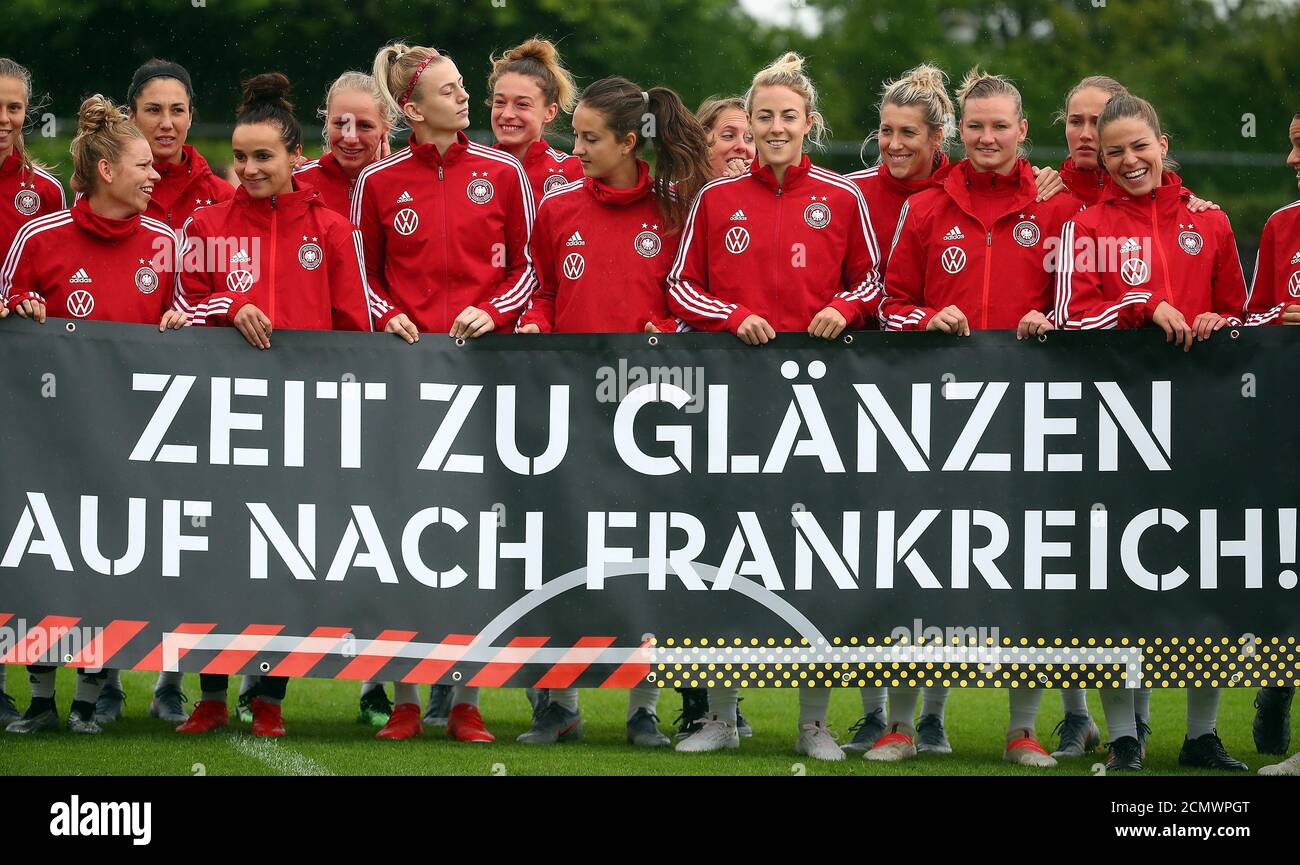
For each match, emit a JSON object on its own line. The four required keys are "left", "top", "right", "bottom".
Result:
{"left": 1004, "top": 729, "right": 1058, "bottom": 768}
{"left": 1259, "top": 752, "right": 1300, "bottom": 776}
{"left": 675, "top": 716, "right": 740, "bottom": 752}
{"left": 863, "top": 723, "right": 918, "bottom": 762}
{"left": 795, "top": 721, "right": 845, "bottom": 762}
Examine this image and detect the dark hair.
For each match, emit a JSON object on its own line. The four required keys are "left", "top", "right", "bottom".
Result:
{"left": 577, "top": 77, "right": 712, "bottom": 230}
{"left": 1098, "top": 93, "right": 1179, "bottom": 173}
{"left": 235, "top": 72, "right": 302, "bottom": 151}
{"left": 127, "top": 59, "right": 195, "bottom": 111}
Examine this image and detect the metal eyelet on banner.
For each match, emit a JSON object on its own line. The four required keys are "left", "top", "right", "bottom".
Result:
{"left": 842, "top": 334, "right": 854, "bottom": 345}
{"left": 451, "top": 670, "right": 462, "bottom": 682}
{"left": 259, "top": 661, "right": 270, "bottom": 673}
{"left": 65, "top": 322, "right": 76, "bottom": 333}
{"left": 647, "top": 335, "right": 659, "bottom": 346}
{"left": 454, "top": 337, "right": 466, "bottom": 347}
{"left": 1230, "top": 328, "right": 1240, "bottom": 340}
{"left": 1038, "top": 332, "right": 1048, "bottom": 344}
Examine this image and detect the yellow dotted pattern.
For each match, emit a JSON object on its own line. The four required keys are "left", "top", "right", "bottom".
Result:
{"left": 648, "top": 635, "right": 1300, "bottom": 688}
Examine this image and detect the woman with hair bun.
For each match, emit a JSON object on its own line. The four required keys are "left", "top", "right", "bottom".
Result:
{"left": 488, "top": 37, "right": 584, "bottom": 199}
{"left": 2, "top": 94, "right": 184, "bottom": 735}
{"left": 126, "top": 58, "right": 234, "bottom": 231}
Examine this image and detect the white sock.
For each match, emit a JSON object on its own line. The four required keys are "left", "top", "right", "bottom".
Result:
{"left": 74, "top": 673, "right": 105, "bottom": 704}
{"left": 627, "top": 681, "right": 658, "bottom": 719}
{"left": 707, "top": 687, "right": 739, "bottom": 725}
{"left": 1186, "top": 687, "right": 1220, "bottom": 738}
{"left": 29, "top": 669, "right": 56, "bottom": 700}
{"left": 239, "top": 676, "right": 259, "bottom": 696}
{"left": 1099, "top": 688, "right": 1137, "bottom": 742}
{"left": 452, "top": 685, "right": 479, "bottom": 708}
{"left": 920, "top": 686, "right": 949, "bottom": 720}
{"left": 860, "top": 686, "right": 887, "bottom": 716}
{"left": 888, "top": 686, "right": 920, "bottom": 728}
{"left": 798, "top": 687, "right": 831, "bottom": 726}
{"left": 1134, "top": 687, "right": 1151, "bottom": 723}
{"left": 392, "top": 683, "right": 418, "bottom": 706}
{"left": 105, "top": 669, "right": 122, "bottom": 691}
{"left": 155, "top": 671, "right": 183, "bottom": 692}
{"left": 361, "top": 680, "right": 385, "bottom": 697}
{"left": 1007, "top": 689, "right": 1043, "bottom": 737}
{"left": 1061, "top": 688, "right": 1089, "bottom": 715}
{"left": 549, "top": 687, "right": 580, "bottom": 711}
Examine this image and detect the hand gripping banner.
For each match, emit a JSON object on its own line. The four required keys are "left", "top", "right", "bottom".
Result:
{"left": 1, "top": 319, "right": 1297, "bottom": 690}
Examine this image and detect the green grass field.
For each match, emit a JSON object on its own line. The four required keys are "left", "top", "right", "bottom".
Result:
{"left": 0, "top": 669, "right": 1281, "bottom": 776}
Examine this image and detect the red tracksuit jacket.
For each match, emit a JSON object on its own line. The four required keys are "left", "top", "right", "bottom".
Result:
{"left": 881, "top": 158, "right": 1083, "bottom": 330}
{"left": 293, "top": 150, "right": 355, "bottom": 218}
{"left": 518, "top": 160, "right": 679, "bottom": 333}
{"left": 351, "top": 131, "right": 536, "bottom": 333}
{"left": 1059, "top": 157, "right": 1112, "bottom": 208}
{"left": 176, "top": 182, "right": 380, "bottom": 331}
{"left": 846, "top": 153, "right": 951, "bottom": 273}
{"left": 1055, "top": 172, "right": 1247, "bottom": 329}
{"left": 496, "top": 138, "right": 585, "bottom": 202}
{"left": 145, "top": 144, "right": 234, "bottom": 230}
{"left": 1, "top": 196, "right": 177, "bottom": 322}
{"left": 1245, "top": 199, "right": 1300, "bottom": 325}
{"left": 666, "top": 154, "right": 883, "bottom": 332}
{"left": 1, "top": 151, "right": 66, "bottom": 258}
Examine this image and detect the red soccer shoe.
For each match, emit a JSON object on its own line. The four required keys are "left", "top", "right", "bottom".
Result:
{"left": 249, "top": 698, "right": 286, "bottom": 737}
{"left": 446, "top": 704, "right": 495, "bottom": 743}
{"left": 175, "top": 700, "right": 229, "bottom": 734}
{"left": 376, "top": 703, "right": 422, "bottom": 740}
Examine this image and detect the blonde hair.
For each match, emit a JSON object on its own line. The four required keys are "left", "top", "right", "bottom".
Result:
{"left": 956, "top": 67, "right": 1027, "bottom": 158}
{"left": 487, "top": 37, "right": 577, "bottom": 129}
{"left": 1055, "top": 75, "right": 1128, "bottom": 125}
{"left": 70, "top": 94, "right": 144, "bottom": 195}
{"left": 0, "top": 58, "right": 51, "bottom": 180}
{"left": 863, "top": 63, "right": 956, "bottom": 164}
{"left": 744, "top": 52, "right": 827, "bottom": 149}
{"left": 1098, "top": 93, "right": 1180, "bottom": 173}
{"left": 372, "top": 42, "right": 448, "bottom": 128}
{"left": 317, "top": 71, "right": 392, "bottom": 147}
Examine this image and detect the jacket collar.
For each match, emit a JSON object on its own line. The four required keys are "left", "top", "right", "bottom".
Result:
{"left": 749, "top": 153, "right": 812, "bottom": 192}
{"left": 409, "top": 130, "right": 471, "bottom": 168}
{"left": 496, "top": 138, "right": 557, "bottom": 171}
{"left": 153, "top": 144, "right": 210, "bottom": 182}
{"left": 70, "top": 195, "right": 142, "bottom": 242}
{"left": 1098, "top": 169, "right": 1189, "bottom": 205}
{"left": 231, "top": 178, "right": 321, "bottom": 214}
{"left": 876, "top": 151, "right": 950, "bottom": 196}
{"left": 1060, "top": 156, "right": 1108, "bottom": 199}
{"left": 942, "top": 157, "right": 1037, "bottom": 220}
{"left": 585, "top": 159, "right": 652, "bottom": 207}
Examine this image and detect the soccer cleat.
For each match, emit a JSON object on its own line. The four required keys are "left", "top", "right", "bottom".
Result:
{"left": 1253, "top": 686, "right": 1294, "bottom": 755}
{"left": 525, "top": 688, "right": 549, "bottom": 714}
{"left": 673, "top": 688, "right": 710, "bottom": 740}
{"left": 67, "top": 702, "right": 102, "bottom": 735}
{"left": 0, "top": 691, "right": 19, "bottom": 727}
{"left": 93, "top": 685, "right": 126, "bottom": 724}
{"left": 424, "top": 684, "right": 453, "bottom": 727}
{"left": 1178, "top": 732, "right": 1248, "bottom": 772}
{"left": 376, "top": 703, "right": 422, "bottom": 740}
{"left": 864, "top": 723, "right": 917, "bottom": 762}
{"left": 1004, "top": 731, "right": 1058, "bottom": 768}
{"left": 176, "top": 699, "right": 229, "bottom": 734}
{"left": 517, "top": 700, "right": 582, "bottom": 745}
{"left": 149, "top": 686, "right": 190, "bottom": 723}
{"left": 675, "top": 716, "right": 739, "bottom": 752}
{"left": 236, "top": 691, "right": 256, "bottom": 724}
{"left": 1104, "top": 736, "right": 1144, "bottom": 772}
{"left": 916, "top": 713, "right": 953, "bottom": 754}
{"left": 1136, "top": 718, "right": 1152, "bottom": 758}
{"left": 357, "top": 686, "right": 394, "bottom": 727}
{"left": 626, "top": 708, "right": 671, "bottom": 748}
{"left": 841, "top": 708, "right": 887, "bottom": 754}
{"left": 1258, "top": 752, "right": 1300, "bottom": 776}
{"left": 735, "top": 698, "right": 753, "bottom": 738}
{"left": 7, "top": 705, "right": 59, "bottom": 734}
{"left": 446, "top": 704, "right": 494, "bottom": 743}
{"left": 796, "top": 720, "right": 845, "bottom": 762}
{"left": 1051, "top": 712, "right": 1102, "bottom": 758}
{"left": 249, "top": 698, "right": 285, "bottom": 737}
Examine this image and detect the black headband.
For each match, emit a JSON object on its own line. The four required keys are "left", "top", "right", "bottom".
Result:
{"left": 127, "top": 61, "right": 195, "bottom": 108}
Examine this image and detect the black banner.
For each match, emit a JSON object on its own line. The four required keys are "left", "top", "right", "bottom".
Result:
{"left": 1, "top": 319, "right": 1296, "bottom": 688}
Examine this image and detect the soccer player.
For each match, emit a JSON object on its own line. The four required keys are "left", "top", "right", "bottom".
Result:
{"left": 1055, "top": 94, "right": 1249, "bottom": 771}
{"left": 170, "top": 73, "right": 398, "bottom": 736}
{"left": 698, "top": 96, "right": 755, "bottom": 179}
{"left": 876, "top": 69, "right": 1087, "bottom": 768}
{"left": 2, "top": 94, "right": 184, "bottom": 733}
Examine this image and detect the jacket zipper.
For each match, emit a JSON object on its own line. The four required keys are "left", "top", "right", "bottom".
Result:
{"left": 774, "top": 181, "right": 784, "bottom": 314}
{"left": 437, "top": 162, "right": 449, "bottom": 327}
{"left": 1150, "top": 193, "right": 1173, "bottom": 305}
{"left": 268, "top": 195, "right": 278, "bottom": 325}
{"left": 981, "top": 229, "right": 993, "bottom": 330}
